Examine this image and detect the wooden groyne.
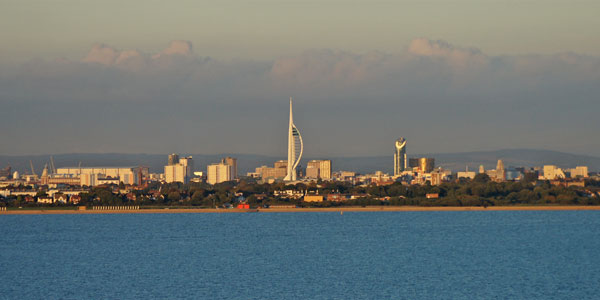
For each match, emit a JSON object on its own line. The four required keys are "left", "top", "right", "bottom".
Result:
{"left": 92, "top": 206, "right": 140, "bottom": 211}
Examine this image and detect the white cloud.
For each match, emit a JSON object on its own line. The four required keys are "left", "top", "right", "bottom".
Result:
{"left": 151, "top": 40, "right": 193, "bottom": 59}
{"left": 82, "top": 44, "right": 119, "bottom": 65}
{"left": 80, "top": 40, "right": 195, "bottom": 70}
{"left": 2, "top": 38, "right": 600, "bottom": 156}
{"left": 407, "top": 38, "right": 488, "bottom": 68}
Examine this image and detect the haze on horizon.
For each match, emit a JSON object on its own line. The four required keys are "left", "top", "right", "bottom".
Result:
{"left": 1, "top": 0, "right": 599, "bottom": 158}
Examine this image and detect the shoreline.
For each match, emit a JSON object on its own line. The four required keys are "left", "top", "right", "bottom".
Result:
{"left": 2, "top": 205, "right": 600, "bottom": 215}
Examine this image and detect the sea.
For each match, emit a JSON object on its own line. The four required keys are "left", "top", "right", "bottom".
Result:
{"left": 1, "top": 211, "right": 599, "bottom": 299}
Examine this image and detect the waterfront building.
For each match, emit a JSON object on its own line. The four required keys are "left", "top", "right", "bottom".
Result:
{"left": 479, "top": 165, "right": 485, "bottom": 174}
{"left": 284, "top": 98, "right": 303, "bottom": 181}
{"left": 207, "top": 162, "right": 233, "bottom": 185}
{"left": 303, "top": 195, "right": 324, "bottom": 202}
{"left": 393, "top": 137, "right": 407, "bottom": 176}
{"left": 306, "top": 160, "right": 332, "bottom": 180}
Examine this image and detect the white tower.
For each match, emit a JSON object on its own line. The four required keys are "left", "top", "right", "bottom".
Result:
{"left": 284, "top": 97, "right": 303, "bottom": 181}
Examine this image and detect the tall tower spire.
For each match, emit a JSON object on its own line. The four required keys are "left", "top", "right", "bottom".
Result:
{"left": 284, "top": 97, "right": 303, "bottom": 181}
{"left": 289, "top": 97, "right": 293, "bottom": 124}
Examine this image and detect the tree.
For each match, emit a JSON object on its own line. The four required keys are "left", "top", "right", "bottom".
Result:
{"left": 522, "top": 172, "right": 538, "bottom": 184}
{"left": 473, "top": 173, "right": 490, "bottom": 183}
{"left": 167, "top": 191, "right": 181, "bottom": 202}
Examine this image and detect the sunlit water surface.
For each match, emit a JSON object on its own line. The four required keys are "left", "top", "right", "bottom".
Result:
{"left": 1, "top": 211, "right": 599, "bottom": 299}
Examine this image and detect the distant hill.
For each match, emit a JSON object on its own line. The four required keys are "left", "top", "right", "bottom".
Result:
{"left": 331, "top": 149, "right": 600, "bottom": 173}
{"left": 420, "top": 149, "right": 600, "bottom": 173}
{"left": 0, "top": 153, "right": 279, "bottom": 176}
{"left": 1, "top": 149, "right": 598, "bottom": 175}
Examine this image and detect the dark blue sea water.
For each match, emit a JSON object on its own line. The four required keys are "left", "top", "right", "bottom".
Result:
{"left": 1, "top": 211, "right": 600, "bottom": 299}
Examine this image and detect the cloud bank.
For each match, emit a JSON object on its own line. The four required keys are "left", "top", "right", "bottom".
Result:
{"left": 1, "top": 39, "right": 599, "bottom": 157}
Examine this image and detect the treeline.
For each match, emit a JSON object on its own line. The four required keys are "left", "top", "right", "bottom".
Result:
{"left": 1, "top": 176, "right": 599, "bottom": 208}
{"left": 312, "top": 175, "right": 600, "bottom": 207}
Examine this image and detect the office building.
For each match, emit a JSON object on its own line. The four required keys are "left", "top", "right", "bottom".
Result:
{"left": 274, "top": 160, "right": 288, "bottom": 169}
{"left": 542, "top": 165, "right": 566, "bottom": 180}
{"left": 568, "top": 166, "right": 589, "bottom": 178}
{"left": 256, "top": 161, "right": 288, "bottom": 180}
{"left": 222, "top": 157, "right": 238, "bottom": 179}
{"left": 393, "top": 137, "right": 407, "bottom": 176}
{"left": 164, "top": 155, "right": 194, "bottom": 183}
{"left": 306, "top": 160, "right": 332, "bottom": 180}
{"left": 409, "top": 157, "right": 435, "bottom": 173}
{"left": 168, "top": 153, "right": 180, "bottom": 166}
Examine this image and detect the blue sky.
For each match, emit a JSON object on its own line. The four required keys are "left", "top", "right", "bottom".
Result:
{"left": 1, "top": 1, "right": 599, "bottom": 157}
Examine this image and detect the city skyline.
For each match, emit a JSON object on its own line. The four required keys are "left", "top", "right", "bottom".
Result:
{"left": 2, "top": 3, "right": 600, "bottom": 300}
{"left": 1, "top": 2, "right": 599, "bottom": 158}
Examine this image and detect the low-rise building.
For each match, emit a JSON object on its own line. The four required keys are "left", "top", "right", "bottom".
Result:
{"left": 303, "top": 195, "right": 324, "bottom": 202}
{"left": 37, "top": 196, "right": 53, "bottom": 204}
{"left": 274, "top": 189, "right": 304, "bottom": 199}
{"left": 326, "top": 194, "right": 350, "bottom": 202}
{"left": 457, "top": 171, "right": 476, "bottom": 180}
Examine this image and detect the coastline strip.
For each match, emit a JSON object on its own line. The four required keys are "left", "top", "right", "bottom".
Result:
{"left": 2, "top": 206, "right": 600, "bottom": 215}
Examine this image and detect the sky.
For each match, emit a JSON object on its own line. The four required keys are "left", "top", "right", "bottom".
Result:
{"left": 1, "top": 0, "right": 599, "bottom": 157}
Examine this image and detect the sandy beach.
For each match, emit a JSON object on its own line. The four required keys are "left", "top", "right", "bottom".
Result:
{"left": 1, "top": 206, "right": 600, "bottom": 215}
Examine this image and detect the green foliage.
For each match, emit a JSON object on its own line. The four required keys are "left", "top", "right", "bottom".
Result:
{"left": 8, "top": 176, "right": 595, "bottom": 209}
{"left": 522, "top": 172, "right": 538, "bottom": 183}
{"left": 473, "top": 173, "right": 491, "bottom": 183}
